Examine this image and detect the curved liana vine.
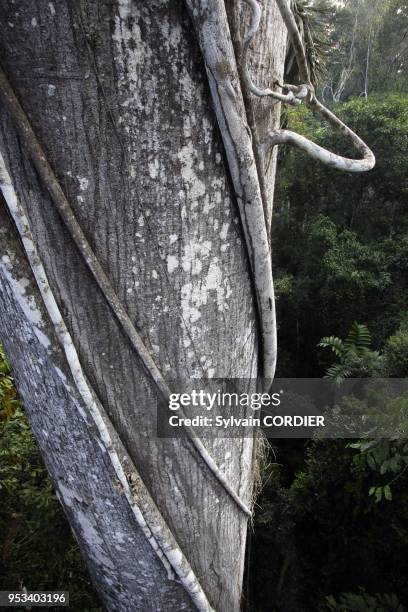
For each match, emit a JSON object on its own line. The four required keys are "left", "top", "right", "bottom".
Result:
{"left": 244, "top": 0, "right": 376, "bottom": 172}
{"left": 185, "top": 0, "right": 278, "bottom": 392}
{"left": 0, "top": 66, "right": 251, "bottom": 520}
{"left": 0, "top": 1, "right": 376, "bottom": 608}
{"left": 186, "top": 0, "right": 375, "bottom": 404}
{"left": 242, "top": 0, "right": 304, "bottom": 105}
{"left": 0, "top": 153, "right": 214, "bottom": 612}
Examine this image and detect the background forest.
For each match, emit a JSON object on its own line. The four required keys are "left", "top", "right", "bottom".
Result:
{"left": 1, "top": 0, "right": 407, "bottom": 610}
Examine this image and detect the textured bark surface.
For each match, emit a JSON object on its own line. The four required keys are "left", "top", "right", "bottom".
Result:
{"left": 228, "top": 0, "right": 287, "bottom": 230}
{"left": 0, "top": 205, "right": 195, "bottom": 611}
{"left": 0, "top": 1, "right": 286, "bottom": 610}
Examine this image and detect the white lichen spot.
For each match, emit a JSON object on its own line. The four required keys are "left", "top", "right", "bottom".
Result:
{"left": 203, "top": 200, "right": 215, "bottom": 215}
{"left": 31, "top": 17, "right": 37, "bottom": 27}
{"left": 77, "top": 176, "right": 89, "bottom": 191}
{"left": 0, "top": 255, "right": 51, "bottom": 349}
{"left": 167, "top": 255, "right": 179, "bottom": 274}
{"left": 181, "top": 285, "right": 202, "bottom": 324}
{"left": 148, "top": 159, "right": 159, "bottom": 179}
{"left": 47, "top": 84, "right": 56, "bottom": 97}
{"left": 48, "top": 2, "right": 56, "bottom": 15}
{"left": 181, "top": 240, "right": 211, "bottom": 275}
{"left": 169, "top": 234, "right": 178, "bottom": 244}
{"left": 220, "top": 222, "right": 230, "bottom": 240}
{"left": 177, "top": 144, "right": 206, "bottom": 203}
{"left": 152, "top": 270, "right": 158, "bottom": 280}
{"left": 112, "top": 1, "right": 145, "bottom": 112}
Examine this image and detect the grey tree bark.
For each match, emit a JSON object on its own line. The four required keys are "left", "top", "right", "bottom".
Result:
{"left": 0, "top": 1, "right": 287, "bottom": 610}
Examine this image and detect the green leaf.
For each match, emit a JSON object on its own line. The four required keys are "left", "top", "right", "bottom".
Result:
{"left": 374, "top": 487, "right": 383, "bottom": 502}
{"left": 384, "top": 485, "right": 392, "bottom": 501}
{"left": 318, "top": 336, "right": 346, "bottom": 358}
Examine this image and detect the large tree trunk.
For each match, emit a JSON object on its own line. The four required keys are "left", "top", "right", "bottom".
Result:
{"left": 0, "top": 1, "right": 286, "bottom": 610}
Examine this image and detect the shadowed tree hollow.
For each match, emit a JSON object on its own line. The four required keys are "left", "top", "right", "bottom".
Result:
{"left": 0, "top": 1, "right": 374, "bottom": 610}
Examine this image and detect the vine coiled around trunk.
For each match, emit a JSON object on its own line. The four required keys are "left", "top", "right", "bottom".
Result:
{"left": 0, "top": 65, "right": 251, "bottom": 521}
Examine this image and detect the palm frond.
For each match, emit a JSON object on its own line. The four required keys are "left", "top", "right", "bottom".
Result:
{"left": 344, "top": 322, "right": 371, "bottom": 355}
{"left": 286, "top": 0, "right": 334, "bottom": 86}
{"left": 325, "top": 362, "right": 351, "bottom": 383}
{"left": 318, "top": 336, "right": 346, "bottom": 358}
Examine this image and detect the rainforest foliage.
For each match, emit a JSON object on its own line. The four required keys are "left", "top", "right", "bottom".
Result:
{"left": 249, "top": 0, "right": 408, "bottom": 605}
{"left": 0, "top": 0, "right": 407, "bottom": 610}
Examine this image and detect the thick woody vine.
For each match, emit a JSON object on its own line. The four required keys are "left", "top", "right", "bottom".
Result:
{"left": 0, "top": 1, "right": 375, "bottom": 610}
{"left": 243, "top": 0, "right": 375, "bottom": 171}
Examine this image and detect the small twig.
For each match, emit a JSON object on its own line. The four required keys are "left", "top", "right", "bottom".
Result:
{"left": 386, "top": 463, "right": 408, "bottom": 488}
